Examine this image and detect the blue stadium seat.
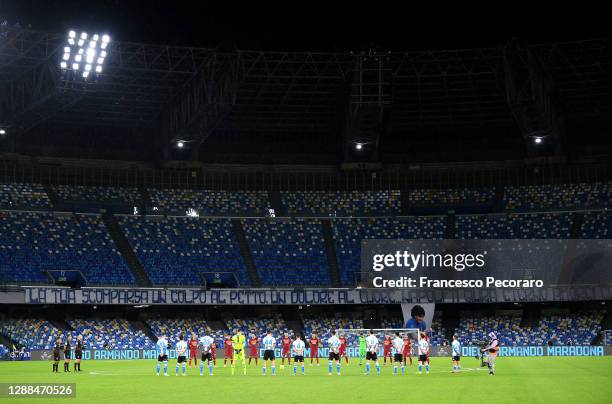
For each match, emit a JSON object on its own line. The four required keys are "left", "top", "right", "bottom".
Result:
{"left": 119, "top": 216, "right": 250, "bottom": 286}
{"left": 242, "top": 218, "right": 330, "bottom": 286}
{"left": 281, "top": 191, "right": 400, "bottom": 216}
{"left": 0, "top": 182, "right": 51, "bottom": 209}
{"left": 0, "top": 211, "right": 134, "bottom": 284}
{"left": 148, "top": 189, "right": 270, "bottom": 216}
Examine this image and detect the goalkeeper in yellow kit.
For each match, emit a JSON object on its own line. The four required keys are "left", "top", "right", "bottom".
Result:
{"left": 231, "top": 330, "right": 247, "bottom": 375}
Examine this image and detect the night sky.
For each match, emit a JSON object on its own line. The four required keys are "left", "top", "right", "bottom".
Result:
{"left": 2, "top": 1, "right": 611, "bottom": 51}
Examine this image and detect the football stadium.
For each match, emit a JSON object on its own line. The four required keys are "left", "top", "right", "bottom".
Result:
{"left": 0, "top": 3, "right": 612, "bottom": 403}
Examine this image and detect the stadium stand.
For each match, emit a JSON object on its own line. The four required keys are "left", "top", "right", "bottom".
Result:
{"left": 332, "top": 217, "right": 446, "bottom": 285}
{"left": 54, "top": 185, "right": 140, "bottom": 204}
{"left": 580, "top": 211, "right": 612, "bottom": 238}
{"left": 0, "top": 182, "right": 51, "bottom": 209}
{"left": 148, "top": 189, "right": 270, "bottom": 216}
{"left": 455, "top": 212, "right": 574, "bottom": 239}
{"left": 503, "top": 183, "right": 612, "bottom": 211}
{"left": 0, "top": 319, "right": 63, "bottom": 350}
{"left": 408, "top": 188, "right": 495, "bottom": 205}
{"left": 0, "top": 211, "right": 134, "bottom": 284}
{"left": 242, "top": 218, "right": 330, "bottom": 286}
{"left": 0, "top": 344, "right": 8, "bottom": 358}
{"left": 119, "top": 216, "right": 250, "bottom": 286}
{"left": 455, "top": 311, "right": 605, "bottom": 346}
{"left": 280, "top": 190, "right": 400, "bottom": 216}
{"left": 67, "top": 319, "right": 153, "bottom": 350}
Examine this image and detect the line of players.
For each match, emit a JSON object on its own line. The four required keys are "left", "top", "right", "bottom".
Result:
{"left": 154, "top": 330, "right": 463, "bottom": 376}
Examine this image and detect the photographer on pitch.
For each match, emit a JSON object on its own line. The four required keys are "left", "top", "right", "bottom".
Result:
{"left": 480, "top": 332, "right": 499, "bottom": 375}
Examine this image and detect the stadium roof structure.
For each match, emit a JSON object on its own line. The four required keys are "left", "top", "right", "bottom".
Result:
{"left": 1, "top": 25, "right": 611, "bottom": 160}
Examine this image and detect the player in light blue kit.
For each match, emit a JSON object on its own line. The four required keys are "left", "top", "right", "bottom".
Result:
{"left": 292, "top": 335, "right": 306, "bottom": 376}
{"left": 175, "top": 334, "right": 188, "bottom": 376}
{"left": 262, "top": 331, "right": 277, "bottom": 376}
{"left": 327, "top": 330, "right": 342, "bottom": 376}
{"left": 156, "top": 334, "right": 169, "bottom": 376}
{"left": 198, "top": 334, "right": 215, "bottom": 376}
{"left": 451, "top": 335, "right": 461, "bottom": 373}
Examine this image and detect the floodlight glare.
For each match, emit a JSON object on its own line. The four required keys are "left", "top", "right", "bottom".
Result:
{"left": 177, "top": 141, "right": 184, "bottom": 148}
{"left": 62, "top": 29, "right": 110, "bottom": 77}
{"left": 355, "top": 143, "right": 363, "bottom": 150}
{"left": 0, "top": 129, "right": 6, "bottom": 135}
{"left": 534, "top": 137, "right": 543, "bottom": 144}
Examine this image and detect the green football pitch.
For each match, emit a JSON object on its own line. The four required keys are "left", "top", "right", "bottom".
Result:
{"left": 1, "top": 357, "right": 611, "bottom": 403}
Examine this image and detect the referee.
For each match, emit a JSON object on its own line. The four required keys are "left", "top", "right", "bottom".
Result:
{"left": 63, "top": 336, "right": 72, "bottom": 372}
{"left": 74, "top": 335, "right": 84, "bottom": 372}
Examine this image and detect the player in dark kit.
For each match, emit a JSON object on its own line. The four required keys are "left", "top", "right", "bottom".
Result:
{"left": 63, "top": 336, "right": 72, "bottom": 372}
{"left": 52, "top": 339, "right": 61, "bottom": 372}
{"left": 248, "top": 334, "right": 259, "bottom": 366}
{"left": 339, "top": 333, "right": 349, "bottom": 365}
{"left": 309, "top": 333, "right": 320, "bottom": 366}
{"left": 74, "top": 335, "right": 84, "bottom": 372}
{"left": 382, "top": 336, "right": 392, "bottom": 365}
{"left": 223, "top": 335, "right": 233, "bottom": 367}
{"left": 280, "top": 333, "right": 292, "bottom": 368}
{"left": 188, "top": 334, "right": 198, "bottom": 368}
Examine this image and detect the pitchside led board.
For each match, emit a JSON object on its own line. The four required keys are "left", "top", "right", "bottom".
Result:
{"left": 361, "top": 239, "right": 612, "bottom": 291}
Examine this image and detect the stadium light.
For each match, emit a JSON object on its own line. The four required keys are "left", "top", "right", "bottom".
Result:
{"left": 177, "top": 141, "right": 185, "bottom": 148}
{"left": 355, "top": 143, "right": 363, "bottom": 150}
{"left": 60, "top": 30, "right": 110, "bottom": 80}
{"left": 534, "top": 137, "right": 543, "bottom": 144}
{"left": 0, "top": 129, "right": 6, "bottom": 135}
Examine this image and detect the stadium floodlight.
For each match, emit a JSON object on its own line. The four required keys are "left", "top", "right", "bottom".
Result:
{"left": 82, "top": 71, "right": 89, "bottom": 78}
{"left": 534, "top": 137, "right": 543, "bottom": 144}
{"left": 177, "top": 141, "right": 184, "bottom": 148}
{"left": 355, "top": 143, "right": 363, "bottom": 150}
{"left": 60, "top": 29, "right": 110, "bottom": 79}
{"left": 0, "top": 129, "right": 6, "bottom": 135}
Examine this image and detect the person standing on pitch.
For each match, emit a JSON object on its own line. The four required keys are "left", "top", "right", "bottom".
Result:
{"left": 418, "top": 332, "right": 430, "bottom": 375}
{"left": 451, "top": 335, "right": 462, "bottom": 373}
{"left": 261, "top": 331, "right": 277, "bottom": 376}
{"left": 231, "top": 330, "right": 247, "bottom": 375}
{"left": 292, "top": 335, "right": 306, "bottom": 376}
{"left": 74, "top": 335, "right": 84, "bottom": 372}
{"left": 309, "top": 333, "right": 320, "bottom": 366}
{"left": 481, "top": 332, "right": 499, "bottom": 375}
{"left": 358, "top": 333, "right": 367, "bottom": 366}
{"left": 52, "top": 338, "right": 61, "bottom": 373}
{"left": 63, "top": 336, "right": 72, "bottom": 372}
{"left": 327, "top": 330, "right": 342, "bottom": 376}
{"left": 198, "top": 334, "right": 215, "bottom": 376}
{"left": 365, "top": 330, "right": 381, "bottom": 375}
{"left": 188, "top": 333, "right": 198, "bottom": 368}
{"left": 392, "top": 332, "right": 405, "bottom": 375}
{"left": 175, "top": 334, "right": 188, "bottom": 376}
{"left": 156, "top": 334, "right": 169, "bottom": 376}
